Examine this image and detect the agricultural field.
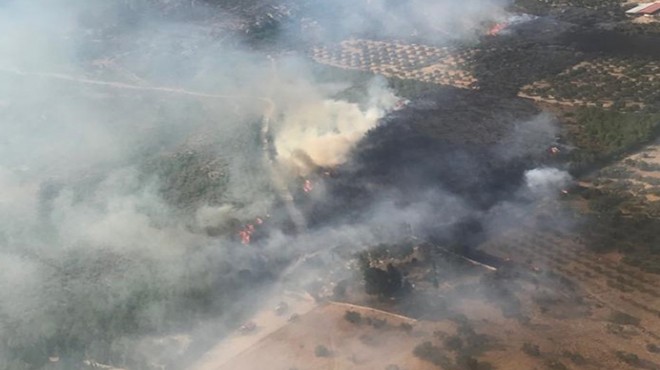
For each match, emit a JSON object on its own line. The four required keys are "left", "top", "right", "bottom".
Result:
{"left": 519, "top": 58, "right": 660, "bottom": 111}
{"left": 513, "top": 0, "right": 627, "bottom": 14}
{"left": 478, "top": 229, "right": 660, "bottom": 359}
{"left": 194, "top": 238, "right": 660, "bottom": 370}
{"left": 481, "top": 228, "right": 660, "bottom": 319}
{"left": 575, "top": 141, "right": 660, "bottom": 273}
{"left": 587, "top": 142, "right": 660, "bottom": 205}
{"left": 310, "top": 39, "right": 479, "bottom": 89}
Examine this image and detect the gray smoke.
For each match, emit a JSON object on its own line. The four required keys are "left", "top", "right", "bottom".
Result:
{"left": 0, "top": 0, "right": 570, "bottom": 369}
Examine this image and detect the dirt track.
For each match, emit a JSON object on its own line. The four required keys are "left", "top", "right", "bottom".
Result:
{"left": 188, "top": 291, "right": 316, "bottom": 370}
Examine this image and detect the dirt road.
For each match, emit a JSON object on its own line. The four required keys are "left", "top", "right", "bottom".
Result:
{"left": 188, "top": 290, "right": 316, "bottom": 370}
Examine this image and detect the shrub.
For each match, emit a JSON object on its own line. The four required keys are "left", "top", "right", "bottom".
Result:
{"left": 444, "top": 335, "right": 464, "bottom": 351}
{"left": 344, "top": 311, "right": 362, "bottom": 324}
{"left": 315, "top": 345, "right": 330, "bottom": 357}
{"left": 609, "top": 311, "right": 641, "bottom": 326}
{"left": 562, "top": 350, "right": 587, "bottom": 365}
{"left": 615, "top": 351, "right": 640, "bottom": 366}
{"left": 371, "top": 318, "right": 387, "bottom": 329}
{"left": 522, "top": 342, "right": 541, "bottom": 357}
{"left": 413, "top": 341, "right": 452, "bottom": 368}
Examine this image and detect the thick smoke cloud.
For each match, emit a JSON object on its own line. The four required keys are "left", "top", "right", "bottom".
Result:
{"left": 0, "top": 0, "right": 568, "bottom": 369}
{"left": 274, "top": 76, "right": 397, "bottom": 172}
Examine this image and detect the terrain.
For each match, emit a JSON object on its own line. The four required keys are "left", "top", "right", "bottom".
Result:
{"left": 186, "top": 0, "right": 660, "bottom": 369}
{"left": 2, "top": 0, "right": 660, "bottom": 370}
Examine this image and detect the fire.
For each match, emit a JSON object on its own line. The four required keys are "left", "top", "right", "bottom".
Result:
{"left": 393, "top": 98, "right": 409, "bottom": 111}
{"left": 303, "top": 179, "right": 314, "bottom": 193}
{"left": 239, "top": 224, "right": 254, "bottom": 245}
{"left": 487, "top": 22, "right": 507, "bottom": 36}
{"left": 238, "top": 216, "right": 268, "bottom": 245}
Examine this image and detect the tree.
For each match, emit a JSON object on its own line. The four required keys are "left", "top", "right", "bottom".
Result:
{"left": 360, "top": 258, "right": 410, "bottom": 298}
{"left": 344, "top": 311, "right": 362, "bottom": 324}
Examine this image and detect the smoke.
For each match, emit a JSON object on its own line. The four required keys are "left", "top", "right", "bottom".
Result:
{"left": 297, "top": 0, "right": 511, "bottom": 43}
{"left": 0, "top": 0, "right": 576, "bottom": 369}
{"left": 274, "top": 76, "right": 397, "bottom": 172}
{"left": 524, "top": 167, "right": 572, "bottom": 197}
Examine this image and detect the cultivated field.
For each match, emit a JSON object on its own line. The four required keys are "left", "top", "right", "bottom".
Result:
{"left": 479, "top": 228, "right": 660, "bottom": 339}
{"left": 311, "top": 39, "right": 479, "bottom": 89}
{"left": 588, "top": 142, "right": 660, "bottom": 205}
{"left": 195, "top": 271, "right": 660, "bottom": 370}
{"left": 519, "top": 57, "right": 660, "bottom": 110}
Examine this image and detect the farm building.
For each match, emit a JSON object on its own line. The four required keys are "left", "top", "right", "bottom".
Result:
{"left": 626, "top": 2, "right": 660, "bottom": 16}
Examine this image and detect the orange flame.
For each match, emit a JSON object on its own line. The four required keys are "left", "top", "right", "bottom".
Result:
{"left": 488, "top": 23, "right": 506, "bottom": 36}
{"left": 303, "top": 179, "right": 314, "bottom": 193}
{"left": 238, "top": 219, "right": 264, "bottom": 245}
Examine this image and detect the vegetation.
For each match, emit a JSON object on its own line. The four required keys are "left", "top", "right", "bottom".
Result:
{"left": 143, "top": 149, "right": 229, "bottom": 210}
{"left": 344, "top": 310, "right": 362, "bottom": 324}
{"left": 311, "top": 40, "right": 478, "bottom": 90}
{"left": 521, "top": 342, "right": 541, "bottom": 357}
{"left": 545, "top": 359, "right": 568, "bottom": 370}
{"left": 647, "top": 344, "right": 660, "bottom": 354}
{"left": 562, "top": 350, "right": 587, "bottom": 365}
{"left": 521, "top": 58, "right": 660, "bottom": 111}
{"left": 444, "top": 336, "right": 464, "bottom": 352}
{"left": 399, "top": 322, "right": 413, "bottom": 333}
{"left": 609, "top": 311, "right": 641, "bottom": 326}
{"left": 580, "top": 187, "right": 660, "bottom": 274}
{"left": 357, "top": 252, "right": 411, "bottom": 298}
{"left": 314, "top": 345, "right": 331, "bottom": 357}
{"left": 568, "top": 108, "right": 660, "bottom": 173}
{"left": 413, "top": 342, "right": 453, "bottom": 368}
{"left": 514, "top": 0, "right": 624, "bottom": 14}
{"left": 615, "top": 351, "right": 641, "bottom": 366}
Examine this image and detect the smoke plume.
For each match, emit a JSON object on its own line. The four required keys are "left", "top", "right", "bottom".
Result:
{"left": 0, "top": 0, "right": 575, "bottom": 369}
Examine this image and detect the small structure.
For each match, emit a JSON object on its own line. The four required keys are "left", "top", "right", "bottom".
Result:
{"left": 626, "top": 2, "right": 660, "bottom": 16}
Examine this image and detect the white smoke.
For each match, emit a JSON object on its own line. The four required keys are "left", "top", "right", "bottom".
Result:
{"left": 274, "top": 77, "right": 397, "bottom": 172}
{"left": 524, "top": 167, "right": 571, "bottom": 196}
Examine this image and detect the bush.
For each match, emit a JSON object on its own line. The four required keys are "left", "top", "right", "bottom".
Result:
{"left": 456, "top": 354, "right": 480, "bottom": 370}
{"left": 371, "top": 318, "right": 387, "bottom": 329}
{"left": 615, "top": 351, "right": 640, "bottom": 366}
{"left": 522, "top": 342, "right": 541, "bottom": 357}
{"left": 399, "top": 322, "right": 413, "bottom": 333}
{"left": 413, "top": 341, "right": 452, "bottom": 368}
{"left": 444, "top": 336, "right": 464, "bottom": 351}
{"left": 562, "top": 350, "right": 587, "bottom": 365}
{"left": 344, "top": 311, "right": 362, "bottom": 324}
{"left": 647, "top": 343, "right": 660, "bottom": 353}
{"left": 609, "top": 311, "right": 641, "bottom": 326}
{"left": 315, "top": 345, "right": 331, "bottom": 357}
